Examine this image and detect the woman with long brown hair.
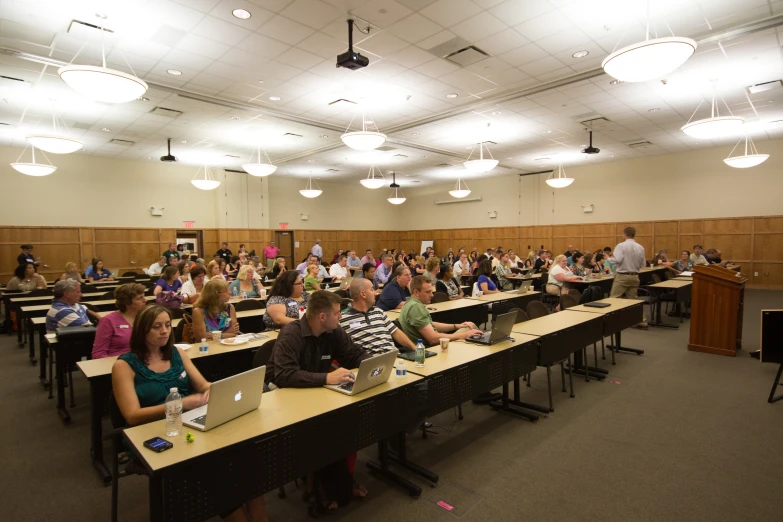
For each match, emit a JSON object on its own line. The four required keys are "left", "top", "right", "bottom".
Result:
{"left": 192, "top": 279, "right": 239, "bottom": 341}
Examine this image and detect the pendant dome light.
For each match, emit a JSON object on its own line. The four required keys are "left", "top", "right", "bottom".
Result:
{"left": 387, "top": 171, "right": 406, "bottom": 204}
{"left": 242, "top": 145, "right": 277, "bottom": 177}
{"left": 360, "top": 165, "right": 386, "bottom": 189}
{"left": 10, "top": 146, "right": 57, "bottom": 176}
{"left": 723, "top": 135, "right": 769, "bottom": 168}
{"left": 191, "top": 164, "right": 221, "bottom": 190}
{"left": 341, "top": 112, "right": 386, "bottom": 151}
{"left": 464, "top": 141, "right": 499, "bottom": 173}
{"left": 545, "top": 164, "right": 573, "bottom": 188}
{"left": 58, "top": 14, "right": 148, "bottom": 103}
{"left": 26, "top": 112, "right": 82, "bottom": 154}
{"left": 449, "top": 177, "right": 471, "bottom": 198}
{"left": 602, "top": 1, "right": 696, "bottom": 82}
{"left": 681, "top": 85, "right": 744, "bottom": 140}
{"left": 299, "top": 176, "right": 323, "bottom": 198}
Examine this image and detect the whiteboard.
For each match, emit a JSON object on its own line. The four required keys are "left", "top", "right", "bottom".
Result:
{"left": 420, "top": 240, "right": 433, "bottom": 256}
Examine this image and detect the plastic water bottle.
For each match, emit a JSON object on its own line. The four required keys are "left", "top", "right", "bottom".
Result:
{"left": 396, "top": 360, "right": 407, "bottom": 378}
{"left": 165, "top": 387, "right": 182, "bottom": 437}
{"left": 415, "top": 339, "right": 425, "bottom": 368}
{"left": 241, "top": 290, "right": 247, "bottom": 300}
{"left": 232, "top": 287, "right": 238, "bottom": 297}
{"left": 199, "top": 337, "right": 208, "bottom": 354}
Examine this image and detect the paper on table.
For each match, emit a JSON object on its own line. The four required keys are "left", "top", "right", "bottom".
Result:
{"left": 679, "top": 271, "right": 694, "bottom": 276}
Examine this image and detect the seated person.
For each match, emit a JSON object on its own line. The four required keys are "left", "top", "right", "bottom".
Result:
{"left": 690, "top": 244, "right": 709, "bottom": 266}
{"left": 303, "top": 264, "right": 322, "bottom": 292}
{"left": 60, "top": 262, "right": 83, "bottom": 283}
{"left": 263, "top": 271, "right": 310, "bottom": 329}
{"left": 346, "top": 250, "right": 362, "bottom": 272}
{"left": 265, "top": 290, "right": 371, "bottom": 511}
{"left": 424, "top": 257, "right": 440, "bottom": 284}
{"left": 295, "top": 255, "right": 312, "bottom": 276}
{"left": 153, "top": 266, "right": 182, "bottom": 296}
{"left": 546, "top": 255, "right": 581, "bottom": 296}
{"left": 86, "top": 257, "right": 114, "bottom": 282}
{"left": 146, "top": 257, "right": 166, "bottom": 276}
{"left": 192, "top": 279, "right": 239, "bottom": 341}
{"left": 329, "top": 255, "right": 348, "bottom": 280}
{"left": 339, "top": 278, "right": 415, "bottom": 353}
{"left": 436, "top": 264, "right": 464, "bottom": 300}
{"left": 228, "top": 265, "right": 262, "bottom": 298}
{"left": 705, "top": 248, "right": 730, "bottom": 267}
{"left": 177, "top": 260, "right": 192, "bottom": 285}
{"left": 399, "top": 276, "right": 482, "bottom": 346}
{"left": 355, "top": 262, "right": 379, "bottom": 291}
{"left": 225, "top": 256, "right": 240, "bottom": 278}
{"left": 374, "top": 255, "right": 394, "bottom": 286}
{"left": 314, "top": 257, "right": 329, "bottom": 280}
{"left": 376, "top": 266, "right": 411, "bottom": 311}
{"left": 476, "top": 259, "right": 498, "bottom": 294}
{"left": 494, "top": 253, "right": 514, "bottom": 290}
{"left": 570, "top": 252, "right": 587, "bottom": 276}
{"left": 533, "top": 250, "right": 548, "bottom": 271}
{"left": 180, "top": 266, "right": 206, "bottom": 304}
{"left": 46, "top": 279, "right": 101, "bottom": 333}
{"left": 413, "top": 256, "right": 427, "bottom": 275}
{"left": 92, "top": 283, "right": 147, "bottom": 359}
{"left": 271, "top": 256, "right": 287, "bottom": 278}
{"left": 673, "top": 250, "right": 693, "bottom": 273}
{"left": 206, "top": 260, "right": 225, "bottom": 281}
{"left": 453, "top": 253, "right": 471, "bottom": 285}
{"left": 6, "top": 262, "right": 47, "bottom": 291}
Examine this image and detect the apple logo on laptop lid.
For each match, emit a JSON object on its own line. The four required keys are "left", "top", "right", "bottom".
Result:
{"left": 234, "top": 391, "right": 242, "bottom": 402}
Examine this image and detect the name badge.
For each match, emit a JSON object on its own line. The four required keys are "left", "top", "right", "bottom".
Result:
{"left": 180, "top": 371, "right": 186, "bottom": 379}
{"left": 117, "top": 324, "right": 129, "bottom": 329}
{"left": 349, "top": 321, "right": 361, "bottom": 329}
{"left": 321, "top": 355, "right": 331, "bottom": 360}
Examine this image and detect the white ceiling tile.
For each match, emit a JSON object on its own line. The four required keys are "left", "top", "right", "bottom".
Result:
{"left": 451, "top": 12, "right": 508, "bottom": 43}
{"left": 175, "top": 33, "right": 232, "bottom": 60}
{"left": 192, "top": 15, "right": 253, "bottom": 46}
{"left": 157, "top": 2, "right": 210, "bottom": 32}
{"left": 386, "top": 46, "right": 437, "bottom": 68}
{"left": 247, "top": 0, "right": 297, "bottom": 12}
{"left": 297, "top": 31, "right": 348, "bottom": 59}
{"left": 397, "top": 0, "right": 438, "bottom": 8}
{"left": 488, "top": 0, "right": 554, "bottom": 27}
{"left": 417, "top": 30, "right": 458, "bottom": 51}
{"left": 483, "top": 67, "right": 530, "bottom": 86}
{"left": 390, "top": 69, "right": 434, "bottom": 89}
{"left": 357, "top": 31, "right": 409, "bottom": 57}
{"left": 262, "top": 60, "right": 304, "bottom": 81}
{"left": 420, "top": 0, "right": 482, "bottom": 28}
{"left": 362, "top": 59, "right": 408, "bottom": 79}
{"left": 209, "top": 0, "right": 274, "bottom": 30}
{"left": 105, "top": 49, "right": 158, "bottom": 74}
{"left": 276, "top": 47, "right": 324, "bottom": 70}
{"left": 534, "top": 28, "right": 592, "bottom": 54}
{"left": 161, "top": 48, "right": 214, "bottom": 71}
{"left": 474, "top": 29, "right": 529, "bottom": 56}
{"left": 115, "top": 39, "right": 172, "bottom": 61}
{"left": 187, "top": 72, "right": 236, "bottom": 91}
{"left": 514, "top": 10, "right": 573, "bottom": 42}
{"left": 463, "top": 56, "right": 512, "bottom": 76}
{"left": 350, "top": 0, "right": 414, "bottom": 28}
{"left": 142, "top": 72, "right": 188, "bottom": 88}
{"left": 279, "top": 0, "right": 342, "bottom": 30}
{"left": 412, "top": 57, "right": 461, "bottom": 78}
{"left": 173, "top": 0, "right": 220, "bottom": 12}
{"left": 236, "top": 33, "right": 292, "bottom": 59}
{"left": 386, "top": 13, "right": 444, "bottom": 44}
{"left": 220, "top": 48, "right": 270, "bottom": 71}
{"left": 257, "top": 15, "right": 315, "bottom": 45}
{"left": 498, "top": 43, "right": 548, "bottom": 67}
{"left": 472, "top": 0, "right": 505, "bottom": 7}
{"left": 521, "top": 56, "right": 568, "bottom": 77}
{"left": 202, "top": 60, "right": 254, "bottom": 81}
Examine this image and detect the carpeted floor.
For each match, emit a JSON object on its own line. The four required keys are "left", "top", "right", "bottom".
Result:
{"left": 1, "top": 290, "right": 782, "bottom": 522}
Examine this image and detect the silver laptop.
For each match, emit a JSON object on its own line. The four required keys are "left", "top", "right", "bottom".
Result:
{"left": 464, "top": 311, "right": 516, "bottom": 346}
{"left": 585, "top": 271, "right": 593, "bottom": 280}
{"left": 516, "top": 280, "right": 533, "bottom": 293}
{"left": 324, "top": 349, "right": 398, "bottom": 396}
{"left": 182, "top": 366, "right": 265, "bottom": 431}
{"left": 338, "top": 277, "right": 354, "bottom": 290}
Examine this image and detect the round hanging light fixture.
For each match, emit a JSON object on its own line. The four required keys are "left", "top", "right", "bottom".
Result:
{"left": 449, "top": 177, "right": 471, "bottom": 198}
{"left": 25, "top": 134, "right": 82, "bottom": 154}
{"left": 464, "top": 141, "right": 498, "bottom": 173}
{"left": 681, "top": 116, "right": 744, "bottom": 140}
{"left": 57, "top": 15, "right": 148, "bottom": 103}
{"left": 387, "top": 171, "right": 406, "bottom": 204}
{"left": 602, "top": 37, "right": 696, "bottom": 83}
{"left": 360, "top": 165, "right": 386, "bottom": 189}
{"left": 723, "top": 135, "right": 769, "bottom": 168}
{"left": 10, "top": 146, "right": 56, "bottom": 176}
{"left": 191, "top": 164, "right": 221, "bottom": 190}
{"left": 341, "top": 113, "right": 386, "bottom": 151}
{"left": 299, "top": 176, "right": 322, "bottom": 198}
{"left": 242, "top": 146, "right": 277, "bottom": 177}
{"left": 545, "top": 164, "right": 573, "bottom": 188}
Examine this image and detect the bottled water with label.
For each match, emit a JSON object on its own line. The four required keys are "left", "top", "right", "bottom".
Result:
{"left": 395, "top": 360, "right": 407, "bottom": 378}
{"left": 415, "top": 339, "right": 425, "bottom": 368}
{"left": 165, "top": 387, "right": 182, "bottom": 437}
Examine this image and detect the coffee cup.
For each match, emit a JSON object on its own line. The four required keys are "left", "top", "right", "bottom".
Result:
{"left": 211, "top": 331, "right": 221, "bottom": 342}
{"left": 439, "top": 338, "right": 449, "bottom": 350}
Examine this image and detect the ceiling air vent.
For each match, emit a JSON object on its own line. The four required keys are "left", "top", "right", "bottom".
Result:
{"left": 328, "top": 98, "right": 357, "bottom": 106}
{"left": 436, "top": 163, "right": 456, "bottom": 168}
{"left": 283, "top": 132, "right": 303, "bottom": 138}
{"left": 427, "top": 37, "right": 490, "bottom": 67}
{"left": 224, "top": 154, "right": 240, "bottom": 159}
{"left": 326, "top": 168, "right": 339, "bottom": 172}
{"left": 747, "top": 80, "right": 782, "bottom": 94}
{"left": 580, "top": 117, "right": 611, "bottom": 128}
{"left": 224, "top": 168, "right": 245, "bottom": 173}
{"left": 149, "top": 107, "right": 182, "bottom": 118}
{"left": 109, "top": 138, "right": 134, "bottom": 146}
{"left": 393, "top": 154, "right": 408, "bottom": 158}
{"left": 628, "top": 140, "right": 653, "bottom": 149}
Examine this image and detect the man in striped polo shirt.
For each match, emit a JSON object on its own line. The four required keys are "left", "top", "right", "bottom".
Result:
{"left": 339, "top": 278, "right": 416, "bottom": 354}
{"left": 46, "top": 279, "right": 100, "bottom": 333}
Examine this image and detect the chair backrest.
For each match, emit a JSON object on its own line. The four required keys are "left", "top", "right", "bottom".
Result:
{"left": 559, "top": 294, "right": 579, "bottom": 310}
{"left": 27, "top": 288, "right": 53, "bottom": 297}
{"left": 134, "top": 274, "right": 152, "bottom": 280}
{"left": 81, "top": 284, "right": 98, "bottom": 293}
{"left": 507, "top": 307, "right": 529, "bottom": 323}
{"left": 166, "top": 307, "right": 185, "bottom": 320}
{"left": 145, "top": 286, "right": 156, "bottom": 296}
{"left": 340, "top": 298, "right": 353, "bottom": 308}
{"left": 651, "top": 273, "right": 662, "bottom": 284}
{"left": 55, "top": 326, "right": 98, "bottom": 361}
{"left": 569, "top": 288, "right": 582, "bottom": 300}
{"left": 579, "top": 286, "right": 603, "bottom": 304}
{"left": 334, "top": 289, "right": 349, "bottom": 299}
{"left": 102, "top": 291, "right": 115, "bottom": 300}
{"left": 431, "top": 292, "right": 449, "bottom": 303}
{"left": 233, "top": 299, "right": 264, "bottom": 312}
{"left": 252, "top": 340, "right": 276, "bottom": 369}
{"left": 121, "top": 271, "right": 138, "bottom": 277}
{"left": 526, "top": 301, "right": 550, "bottom": 319}
{"left": 108, "top": 392, "right": 127, "bottom": 429}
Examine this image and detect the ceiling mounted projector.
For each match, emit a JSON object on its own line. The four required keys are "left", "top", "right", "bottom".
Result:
{"left": 581, "top": 131, "right": 600, "bottom": 154}
{"left": 160, "top": 138, "right": 178, "bottom": 162}
{"left": 336, "top": 19, "right": 369, "bottom": 70}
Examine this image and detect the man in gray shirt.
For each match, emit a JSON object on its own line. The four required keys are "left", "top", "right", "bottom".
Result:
{"left": 608, "top": 226, "right": 647, "bottom": 329}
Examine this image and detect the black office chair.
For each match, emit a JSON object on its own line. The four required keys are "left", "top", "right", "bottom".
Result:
{"left": 233, "top": 299, "right": 264, "bottom": 312}
{"left": 134, "top": 274, "right": 152, "bottom": 280}
{"left": 55, "top": 326, "right": 97, "bottom": 408}
{"left": 104, "top": 393, "right": 145, "bottom": 522}
{"left": 166, "top": 307, "right": 185, "bottom": 320}
{"left": 81, "top": 284, "right": 98, "bottom": 293}
{"left": 334, "top": 289, "right": 349, "bottom": 299}
{"left": 340, "top": 298, "right": 353, "bottom": 309}
{"left": 145, "top": 286, "right": 156, "bottom": 296}
{"left": 569, "top": 288, "right": 582, "bottom": 301}
{"left": 431, "top": 292, "right": 449, "bottom": 303}
{"left": 579, "top": 287, "right": 606, "bottom": 363}
{"left": 541, "top": 284, "right": 560, "bottom": 311}
{"left": 252, "top": 340, "right": 276, "bottom": 370}
{"left": 102, "top": 290, "right": 115, "bottom": 299}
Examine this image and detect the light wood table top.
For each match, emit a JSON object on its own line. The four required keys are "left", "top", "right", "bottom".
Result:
{"left": 466, "top": 290, "right": 540, "bottom": 303}
{"left": 649, "top": 279, "right": 692, "bottom": 289}
{"left": 563, "top": 298, "right": 643, "bottom": 315}
{"left": 385, "top": 297, "right": 485, "bottom": 318}
{"left": 510, "top": 311, "right": 600, "bottom": 336}
{"left": 21, "top": 295, "right": 156, "bottom": 313}
{"left": 123, "top": 372, "right": 422, "bottom": 472}
{"left": 401, "top": 335, "right": 539, "bottom": 377}
{"left": 11, "top": 292, "right": 109, "bottom": 304}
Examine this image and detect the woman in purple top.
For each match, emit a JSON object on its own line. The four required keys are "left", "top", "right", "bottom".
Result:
{"left": 153, "top": 266, "right": 183, "bottom": 296}
{"left": 476, "top": 259, "right": 498, "bottom": 294}
{"left": 92, "top": 283, "right": 148, "bottom": 359}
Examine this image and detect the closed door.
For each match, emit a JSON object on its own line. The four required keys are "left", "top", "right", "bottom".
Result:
{"left": 275, "top": 231, "right": 295, "bottom": 269}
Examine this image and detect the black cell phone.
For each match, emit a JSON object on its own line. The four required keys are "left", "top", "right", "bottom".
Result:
{"left": 143, "top": 437, "right": 173, "bottom": 453}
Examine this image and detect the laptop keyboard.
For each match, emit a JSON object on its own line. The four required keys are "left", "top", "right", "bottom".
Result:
{"left": 338, "top": 381, "right": 355, "bottom": 392}
{"left": 190, "top": 414, "right": 207, "bottom": 426}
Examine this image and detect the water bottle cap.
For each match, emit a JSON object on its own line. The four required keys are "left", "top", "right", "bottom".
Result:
{"left": 201, "top": 338, "right": 206, "bottom": 342}
{"left": 417, "top": 339, "right": 423, "bottom": 343}
{"left": 170, "top": 387, "right": 177, "bottom": 392}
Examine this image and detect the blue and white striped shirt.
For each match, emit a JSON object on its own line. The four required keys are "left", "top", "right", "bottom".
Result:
{"left": 46, "top": 300, "right": 90, "bottom": 333}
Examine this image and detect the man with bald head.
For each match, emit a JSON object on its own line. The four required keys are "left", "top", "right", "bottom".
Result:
{"left": 339, "top": 278, "right": 416, "bottom": 353}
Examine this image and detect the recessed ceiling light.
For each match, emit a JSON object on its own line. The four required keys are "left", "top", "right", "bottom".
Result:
{"left": 572, "top": 50, "right": 589, "bottom": 58}
{"left": 491, "top": 111, "right": 501, "bottom": 115}
{"left": 542, "top": 130, "right": 552, "bottom": 134}
{"left": 269, "top": 96, "right": 281, "bottom": 101}
{"left": 166, "top": 69, "right": 182, "bottom": 76}
{"left": 648, "top": 108, "right": 660, "bottom": 112}
{"left": 137, "top": 96, "right": 149, "bottom": 102}
{"left": 609, "top": 79, "right": 623, "bottom": 85}
{"left": 229, "top": 116, "right": 240, "bottom": 120}
{"left": 232, "top": 8, "right": 251, "bottom": 19}
{"left": 101, "top": 127, "right": 111, "bottom": 132}
{"left": 446, "top": 93, "right": 458, "bottom": 98}
{"left": 319, "top": 134, "right": 328, "bottom": 138}
{"left": 411, "top": 132, "right": 419, "bottom": 136}
{"left": 421, "top": 155, "right": 427, "bottom": 158}
{"left": 506, "top": 157, "right": 512, "bottom": 159}
{"left": 465, "top": 146, "right": 472, "bottom": 150}
{"left": 365, "top": 120, "right": 374, "bottom": 124}
{"left": 307, "top": 159, "right": 314, "bottom": 163}
{"left": 181, "top": 140, "right": 187, "bottom": 143}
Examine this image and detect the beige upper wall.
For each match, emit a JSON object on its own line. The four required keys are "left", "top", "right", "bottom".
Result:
{"left": 1, "top": 137, "right": 780, "bottom": 230}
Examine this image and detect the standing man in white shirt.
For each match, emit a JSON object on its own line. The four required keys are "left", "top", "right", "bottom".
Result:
{"left": 329, "top": 255, "right": 349, "bottom": 280}
{"left": 310, "top": 239, "right": 323, "bottom": 260}
{"left": 453, "top": 253, "right": 471, "bottom": 285}
{"left": 608, "top": 226, "right": 648, "bottom": 329}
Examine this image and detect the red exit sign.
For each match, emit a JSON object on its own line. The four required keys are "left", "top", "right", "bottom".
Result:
{"left": 183, "top": 221, "right": 195, "bottom": 228}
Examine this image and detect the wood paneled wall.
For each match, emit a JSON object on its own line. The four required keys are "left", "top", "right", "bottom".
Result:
{"left": 3, "top": 216, "right": 782, "bottom": 289}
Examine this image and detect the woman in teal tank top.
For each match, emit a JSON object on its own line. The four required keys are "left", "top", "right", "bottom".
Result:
{"left": 112, "top": 305, "right": 268, "bottom": 522}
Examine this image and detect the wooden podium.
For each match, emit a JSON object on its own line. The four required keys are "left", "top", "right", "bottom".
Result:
{"left": 688, "top": 265, "right": 747, "bottom": 357}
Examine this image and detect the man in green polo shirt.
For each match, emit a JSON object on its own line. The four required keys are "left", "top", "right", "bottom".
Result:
{"left": 399, "top": 276, "right": 483, "bottom": 346}
{"left": 162, "top": 243, "right": 180, "bottom": 263}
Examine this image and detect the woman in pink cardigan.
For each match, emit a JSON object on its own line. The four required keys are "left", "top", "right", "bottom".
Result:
{"left": 92, "top": 283, "right": 148, "bottom": 359}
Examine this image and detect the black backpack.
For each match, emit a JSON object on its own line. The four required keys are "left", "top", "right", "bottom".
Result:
{"left": 579, "top": 286, "right": 603, "bottom": 304}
